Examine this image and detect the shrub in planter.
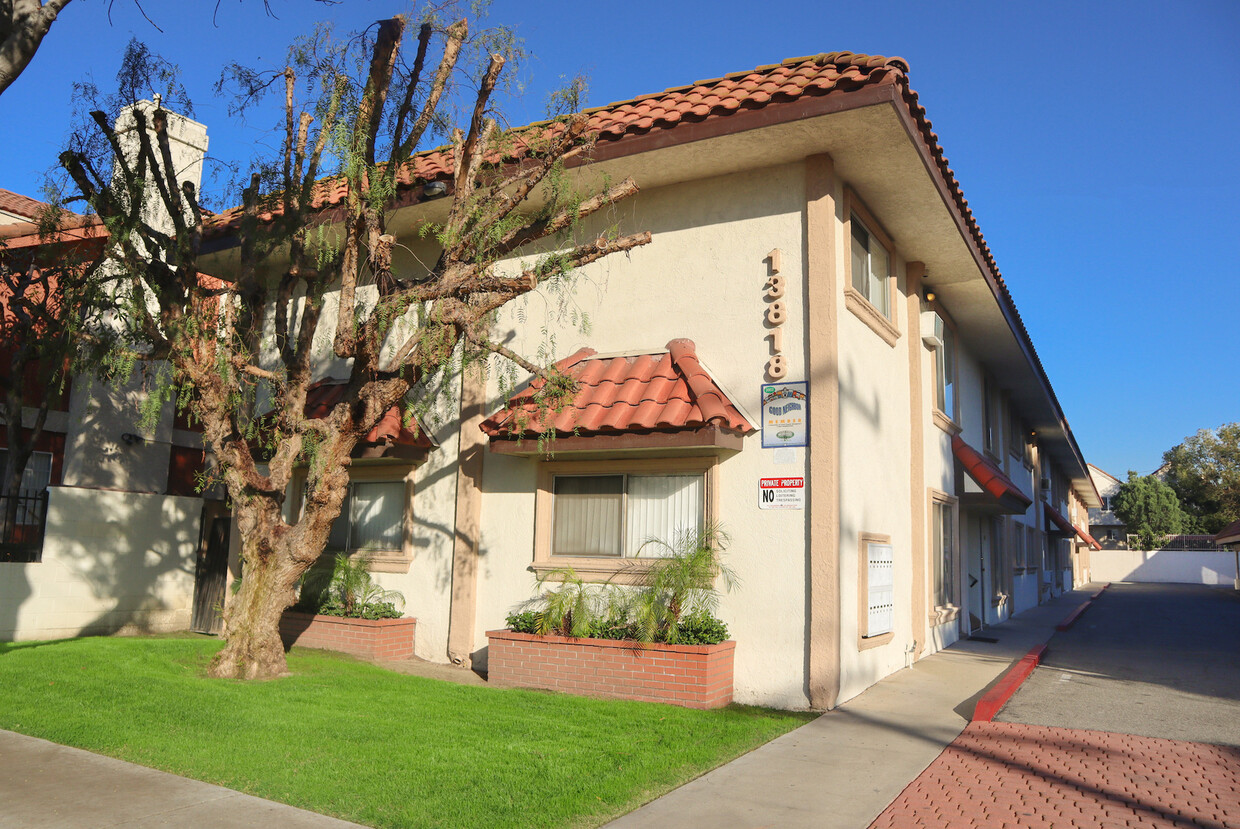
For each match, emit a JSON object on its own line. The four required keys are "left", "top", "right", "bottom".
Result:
{"left": 280, "top": 553, "right": 414, "bottom": 660}
{"left": 490, "top": 525, "right": 738, "bottom": 708}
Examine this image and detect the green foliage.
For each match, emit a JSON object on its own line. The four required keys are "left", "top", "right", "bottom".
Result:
{"left": 1162, "top": 423, "right": 1240, "bottom": 535}
{"left": 298, "top": 553, "right": 405, "bottom": 619}
{"left": 510, "top": 525, "right": 736, "bottom": 646}
{"left": 1113, "top": 471, "right": 1190, "bottom": 550}
{"left": 629, "top": 524, "right": 737, "bottom": 644}
{"left": 0, "top": 636, "right": 811, "bottom": 829}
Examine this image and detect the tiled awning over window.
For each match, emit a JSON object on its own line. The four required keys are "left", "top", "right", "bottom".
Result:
{"left": 305, "top": 380, "right": 433, "bottom": 450}
{"left": 952, "top": 435, "right": 1033, "bottom": 515}
{"left": 1043, "top": 501, "right": 1101, "bottom": 550}
{"left": 481, "top": 338, "right": 753, "bottom": 441}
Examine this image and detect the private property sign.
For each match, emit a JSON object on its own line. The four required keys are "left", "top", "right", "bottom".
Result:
{"left": 758, "top": 477, "right": 805, "bottom": 510}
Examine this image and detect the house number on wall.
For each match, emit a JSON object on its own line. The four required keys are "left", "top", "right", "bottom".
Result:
{"left": 765, "top": 249, "right": 788, "bottom": 379}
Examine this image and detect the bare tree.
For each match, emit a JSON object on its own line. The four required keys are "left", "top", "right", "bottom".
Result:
{"left": 61, "top": 12, "right": 649, "bottom": 679}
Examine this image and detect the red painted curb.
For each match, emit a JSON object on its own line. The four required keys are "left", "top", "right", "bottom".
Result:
{"left": 1090, "top": 582, "right": 1110, "bottom": 600}
{"left": 1056, "top": 600, "right": 1093, "bottom": 631}
{"left": 973, "top": 644, "right": 1046, "bottom": 723}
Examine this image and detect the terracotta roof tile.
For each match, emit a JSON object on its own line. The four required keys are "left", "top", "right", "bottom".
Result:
{"left": 1213, "top": 518, "right": 1240, "bottom": 546}
{"left": 0, "top": 189, "right": 49, "bottom": 221}
{"left": 304, "top": 379, "right": 432, "bottom": 449}
{"left": 480, "top": 338, "right": 753, "bottom": 439}
{"left": 952, "top": 435, "right": 1034, "bottom": 514}
{"left": 198, "top": 52, "right": 1073, "bottom": 470}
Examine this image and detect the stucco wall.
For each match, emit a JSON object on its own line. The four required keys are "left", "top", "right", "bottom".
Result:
{"left": 474, "top": 163, "right": 812, "bottom": 708}
{"left": 0, "top": 486, "right": 201, "bottom": 641}
{"left": 835, "top": 211, "right": 915, "bottom": 705}
{"left": 1091, "top": 549, "right": 1238, "bottom": 585}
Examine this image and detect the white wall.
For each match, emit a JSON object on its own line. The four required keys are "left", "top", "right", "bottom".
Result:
{"left": 1091, "top": 548, "right": 1238, "bottom": 585}
{"left": 0, "top": 487, "right": 201, "bottom": 641}
{"left": 474, "top": 163, "right": 812, "bottom": 708}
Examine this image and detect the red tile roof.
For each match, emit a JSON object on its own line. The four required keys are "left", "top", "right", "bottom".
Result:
{"left": 205, "top": 52, "right": 916, "bottom": 237}
{"left": 1044, "top": 501, "right": 1101, "bottom": 550}
{"left": 481, "top": 338, "right": 752, "bottom": 438}
{"left": 952, "top": 435, "right": 1033, "bottom": 514}
{"left": 305, "top": 380, "right": 432, "bottom": 449}
{"left": 0, "top": 189, "right": 49, "bottom": 221}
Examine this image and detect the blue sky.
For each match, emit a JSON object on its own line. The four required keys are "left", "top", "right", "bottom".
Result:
{"left": 1, "top": 0, "right": 1236, "bottom": 477}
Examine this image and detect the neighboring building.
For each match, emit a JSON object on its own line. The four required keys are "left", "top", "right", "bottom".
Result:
{"left": 7, "top": 53, "right": 1103, "bottom": 710}
{"left": 1088, "top": 463, "right": 1128, "bottom": 549}
{"left": 0, "top": 105, "right": 220, "bottom": 641}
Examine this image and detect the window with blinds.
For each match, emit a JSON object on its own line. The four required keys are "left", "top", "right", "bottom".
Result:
{"left": 551, "top": 473, "right": 703, "bottom": 558}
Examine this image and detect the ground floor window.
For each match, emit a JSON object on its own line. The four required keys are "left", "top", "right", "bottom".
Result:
{"left": 930, "top": 491, "right": 959, "bottom": 611}
{"left": 295, "top": 465, "right": 415, "bottom": 573}
{"left": 535, "top": 457, "right": 715, "bottom": 579}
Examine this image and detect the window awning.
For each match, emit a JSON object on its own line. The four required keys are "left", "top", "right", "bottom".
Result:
{"left": 952, "top": 435, "right": 1033, "bottom": 515}
{"left": 481, "top": 338, "right": 754, "bottom": 454}
{"left": 305, "top": 380, "right": 435, "bottom": 457}
{"left": 1043, "top": 501, "right": 1101, "bottom": 550}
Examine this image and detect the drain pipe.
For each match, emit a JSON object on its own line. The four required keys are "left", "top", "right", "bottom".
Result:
{"left": 905, "top": 640, "right": 917, "bottom": 669}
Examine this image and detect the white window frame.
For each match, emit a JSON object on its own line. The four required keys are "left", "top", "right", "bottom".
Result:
{"left": 843, "top": 192, "right": 901, "bottom": 347}
{"left": 533, "top": 457, "right": 717, "bottom": 583}
{"left": 932, "top": 305, "right": 959, "bottom": 434}
{"left": 294, "top": 463, "right": 416, "bottom": 573}
{"left": 929, "top": 490, "right": 960, "bottom": 626}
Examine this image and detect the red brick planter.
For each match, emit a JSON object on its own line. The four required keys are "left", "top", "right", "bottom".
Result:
{"left": 279, "top": 611, "right": 416, "bottom": 661}
{"left": 486, "top": 629, "right": 735, "bottom": 709}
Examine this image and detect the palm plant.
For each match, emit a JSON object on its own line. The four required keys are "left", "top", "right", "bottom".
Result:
{"left": 533, "top": 567, "right": 609, "bottom": 638}
{"left": 630, "top": 523, "right": 737, "bottom": 644}
{"left": 301, "top": 552, "right": 405, "bottom": 618}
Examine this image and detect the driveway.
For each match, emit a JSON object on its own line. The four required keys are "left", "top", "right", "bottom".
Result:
{"left": 998, "top": 583, "right": 1240, "bottom": 747}
{"left": 871, "top": 583, "right": 1240, "bottom": 828}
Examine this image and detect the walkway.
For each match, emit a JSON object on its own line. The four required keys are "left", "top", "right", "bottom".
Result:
{"left": 0, "top": 729, "right": 365, "bottom": 829}
{"left": 607, "top": 589, "right": 1089, "bottom": 829}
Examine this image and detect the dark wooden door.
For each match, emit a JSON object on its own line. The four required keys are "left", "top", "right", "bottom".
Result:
{"left": 191, "top": 504, "right": 230, "bottom": 635}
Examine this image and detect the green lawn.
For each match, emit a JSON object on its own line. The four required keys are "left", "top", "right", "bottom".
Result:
{"left": 0, "top": 636, "right": 812, "bottom": 828}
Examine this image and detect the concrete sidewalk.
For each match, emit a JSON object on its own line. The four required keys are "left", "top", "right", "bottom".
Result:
{"left": 606, "top": 588, "right": 1092, "bottom": 829}
{"left": 0, "top": 730, "right": 365, "bottom": 829}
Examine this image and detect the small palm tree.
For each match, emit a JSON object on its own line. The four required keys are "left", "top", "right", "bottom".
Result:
{"left": 533, "top": 567, "right": 607, "bottom": 638}
{"left": 630, "top": 523, "right": 737, "bottom": 643}
{"left": 313, "top": 552, "right": 404, "bottom": 617}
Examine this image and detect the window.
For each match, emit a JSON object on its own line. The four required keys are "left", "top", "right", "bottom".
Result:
{"left": 1013, "top": 523, "right": 1027, "bottom": 571}
{"left": 934, "top": 321, "right": 957, "bottom": 427}
{"left": 551, "top": 473, "right": 702, "bottom": 558}
{"left": 988, "top": 517, "right": 1007, "bottom": 602}
{"left": 930, "top": 492, "right": 958, "bottom": 614}
{"left": 1007, "top": 402, "right": 1023, "bottom": 459}
{"left": 850, "top": 214, "right": 891, "bottom": 318}
{"left": 0, "top": 449, "right": 51, "bottom": 523}
{"left": 297, "top": 465, "right": 414, "bottom": 573}
{"left": 860, "top": 535, "right": 895, "bottom": 645}
{"left": 535, "top": 457, "right": 714, "bottom": 580}
{"left": 983, "top": 377, "right": 1000, "bottom": 456}
{"left": 327, "top": 480, "right": 405, "bottom": 555}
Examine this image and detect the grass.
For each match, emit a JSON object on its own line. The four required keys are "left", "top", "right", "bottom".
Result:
{"left": 0, "top": 635, "right": 813, "bottom": 828}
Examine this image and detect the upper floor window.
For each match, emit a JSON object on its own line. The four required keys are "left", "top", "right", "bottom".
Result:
{"left": 935, "top": 322, "right": 957, "bottom": 422}
{"left": 850, "top": 214, "right": 890, "bottom": 319}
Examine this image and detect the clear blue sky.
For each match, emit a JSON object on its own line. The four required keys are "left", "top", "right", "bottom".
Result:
{"left": 1, "top": 0, "right": 1236, "bottom": 478}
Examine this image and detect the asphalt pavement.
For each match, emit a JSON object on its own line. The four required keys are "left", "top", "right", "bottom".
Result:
{"left": 998, "top": 582, "right": 1240, "bottom": 747}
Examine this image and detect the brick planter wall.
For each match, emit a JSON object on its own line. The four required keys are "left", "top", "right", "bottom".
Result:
{"left": 279, "top": 611, "right": 416, "bottom": 661}
{"left": 486, "top": 629, "right": 735, "bottom": 709}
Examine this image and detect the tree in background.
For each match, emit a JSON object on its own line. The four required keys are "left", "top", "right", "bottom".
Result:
{"left": 1113, "top": 471, "right": 1191, "bottom": 550}
{"left": 1161, "top": 423, "right": 1240, "bottom": 535}
{"left": 0, "top": 209, "right": 111, "bottom": 554}
{"left": 60, "top": 11, "right": 648, "bottom": 679}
